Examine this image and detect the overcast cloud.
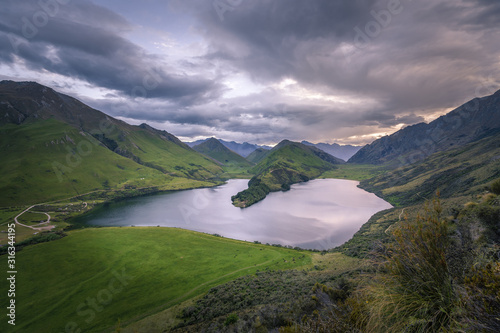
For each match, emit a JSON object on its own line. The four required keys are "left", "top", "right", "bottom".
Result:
{"left": 0, "top": 0, "right": 499, "bottom": 144}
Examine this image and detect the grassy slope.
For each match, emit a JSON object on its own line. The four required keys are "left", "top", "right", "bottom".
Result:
{"left": 246, "top": 148, "right": 270, "bottom": 164}
{"left": 334, "top": 134, "right": 500, "bottom": 258}
{"left": 0, "top": 119, "right": 215, "bottom": 206}
{"left": 117, "top": 129, "right": 223, "bottom": 179}
{"left": 157, "top": 252, "right": 365, "bottom": 332}
{"left": 360, "top": 133, "right": 500, "bottom": 206}
{"left": 192, "top": 139, "right": 254, "bottom": 178}
{"left": 232, "top": 142, "right": 339, "bottom": 207}
{"left": 319, "top": 163, "right": 388, "bottom": 181}
{"left": 0, "top": 227, "right": 311, "bottom": 333}
{"left": 0, "top": 81, "right": 224, "bottom": 207}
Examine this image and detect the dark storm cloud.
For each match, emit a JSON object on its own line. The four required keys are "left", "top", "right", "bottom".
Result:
{"left": 0, "top": 0, "right": 224, "bottom": 104}
{"left": 1, "top": 0, "right": 499, "bottom": 144}
{"left": 183, "top": 0, "right": 500, "bottom": 118}
{"left": 189, "top": 0, "right": 378, "bottom": 82}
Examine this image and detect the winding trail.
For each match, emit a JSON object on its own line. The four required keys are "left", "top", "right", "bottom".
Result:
{"left": 14, "top": 205, "right": 54, "bottom": 230}
{"left": 399, "top": 207, "right": 406, "bottom": 221}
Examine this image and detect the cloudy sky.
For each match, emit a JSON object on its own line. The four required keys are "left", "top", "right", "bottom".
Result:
{"left": 1, "top": 0, "right": 499, "bottom": 145}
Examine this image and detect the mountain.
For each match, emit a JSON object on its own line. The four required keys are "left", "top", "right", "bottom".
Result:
{"left": 186, "top": 139, "right": 209, "bottom": 148}
{"left": 192, "top": 138, "right": 253, "bottom": 170}
{"left": 0, "top": 81, "right": 222, "bottom": 205}
{"left": 218, "top": 140, "right": 271, "bottom": 157}
{"left": 301, "top": 141, "right": 361, "bottom": 161}
{"left": 187, "top": 138, "right": 271, "bottom": 157}
{"left": 231, "top": 140, "right": 344, "bottom": 208}
{"left": 246, "top": 148, "right": 271, "bottom": 164}
{"left": 348, "top": 90, "right": 500, "bottom": 165}
{"left": 359, "top": 131, "right": 500, "bottom": 206}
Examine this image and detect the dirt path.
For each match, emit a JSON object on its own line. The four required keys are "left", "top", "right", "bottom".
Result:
{"left": 399, "top": 207, "right": 406, "bottom": 221}
{"left": 14, "top": 205, "right": 55, "bottom": 231}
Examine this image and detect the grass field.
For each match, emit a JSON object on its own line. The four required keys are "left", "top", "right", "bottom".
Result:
{"left": 319, "top": 164, "right": 387, "bottom": 181}
{"left": 123, "top": 252, "right": 363, "bottom": 332}
{"left": 0, "top": 227, "right": 311, "bottom": 333}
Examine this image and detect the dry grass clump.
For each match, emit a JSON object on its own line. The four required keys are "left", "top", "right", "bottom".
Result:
{"left": 365, "top": 197, "right": 458, "bottom": 332}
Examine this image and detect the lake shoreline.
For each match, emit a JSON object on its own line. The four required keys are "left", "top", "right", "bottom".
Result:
{"left": 0, "top": 178, "right": 227, "bottom": 245}
{"left": 2, "top": 177, "right": 391, "bottom": 251}
{"left": 75, "top": 179, "right": 392, "bottom": 250}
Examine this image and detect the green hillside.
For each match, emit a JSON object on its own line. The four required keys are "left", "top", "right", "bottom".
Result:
{"left": 0, "top": 119, "right": 212, "bottom": 206}
{"left": 246, "top": 147, "right": 270, "bottom": 164}
{"left": 231, "top": 140, "right": 344, "bottom": 207}
{"left": 112, "top": 126, "right": 222, "bottom": 179}
{"left": 0, "top": 81, "right": 223, "bottom": 206}
{"left": 192, "top": 138, "right": 253, "bottom": 173}
{"left": 0, "top": 227, "right": 311, "bottom": 333}
{"left": 359, "top": 132, "right": 500, "bottom": 206}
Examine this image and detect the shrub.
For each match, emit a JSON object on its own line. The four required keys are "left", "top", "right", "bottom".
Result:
{"left": 0, "top": 231, "right": 66, "bottom": 255}
{"left": 224, "top": 313, "right": 238, "bottom": 326}
{"left": 461, "top": 262, "right": 500, "bottom": 331}
{"left": 491, "top": 178, "right": 500, "bottom": 195}
{"left": 366, "top": 197, "right": 457, "bottom": 332}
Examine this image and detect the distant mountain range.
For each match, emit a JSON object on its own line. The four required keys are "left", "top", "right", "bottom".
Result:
{"left": 0, "top": 80, "right": 356, "bottom": 207}
{"left": 192, "top": 138, "right": 253, "bottom": 170}
{"left": 187, "top": 139, "right": 271, "bottom": 157}
{"left": 349, "top": 89, "right": 500, "bottom": 165}
{"left": 301, "top": 141, "right": 361, "bottom": 161}
{"left": 187, "top": 138, "right": 359, "bottom": 161}
{"left": 4, "top": 80, "right": 499, "bottom": 210}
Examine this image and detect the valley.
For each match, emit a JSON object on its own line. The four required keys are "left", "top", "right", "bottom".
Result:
{"left": 0, "top": 81, "right": 499, "bottom": 332}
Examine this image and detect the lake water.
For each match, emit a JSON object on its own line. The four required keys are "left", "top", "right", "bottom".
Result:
{"left": 78, "top": 179, "right": 392, "bottom": 250}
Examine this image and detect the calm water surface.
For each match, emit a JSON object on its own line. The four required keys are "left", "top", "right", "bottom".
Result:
{"left": 78, "top": 179, "right": 392, "bottom": 250}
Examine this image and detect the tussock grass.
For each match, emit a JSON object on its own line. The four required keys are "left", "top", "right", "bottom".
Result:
{"left": 365, "top": 197, "right": 457, "bottom": 332}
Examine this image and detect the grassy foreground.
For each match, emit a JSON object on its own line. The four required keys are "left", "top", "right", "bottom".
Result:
{"left": 0, "top": 227, "right": 311, "bottom": 333}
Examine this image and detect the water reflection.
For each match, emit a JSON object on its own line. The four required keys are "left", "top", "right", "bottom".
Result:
{"left": 79, "top": 179, "right": 392, "bottom": 250}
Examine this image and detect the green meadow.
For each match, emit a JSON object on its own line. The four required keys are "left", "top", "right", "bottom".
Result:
{"left": 0, "top": 227, "right": 311, "bottom": 333}
{"left": 319, "top": 163, "right": 387, "bottom": 181}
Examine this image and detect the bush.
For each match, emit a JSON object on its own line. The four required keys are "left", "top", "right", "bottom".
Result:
{"left": 461, "top": 262, "right": 500, "bottom": 331}
{"left": 0, "top": 231, "right": 66, "bottom": 255}
{"left": 491, "top": 178, "right": 500, "bottom": 195}
{"left": 224, "top": 313, "right": 238, "bottom": 326}
{"left": 366, "top": 197, "right": 457, "bottom": 332}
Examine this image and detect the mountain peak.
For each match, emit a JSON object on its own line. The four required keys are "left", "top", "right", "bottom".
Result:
{"left": 301, "top": 141, "right": 361, "bottom": 161}
{"left": 193, "top": 137, "right": 232, "bottom": 153}
{"left": 192, "top": 137, "right": 252, "bottom": 167}
{"left": 274, "top": 139, "right": 295, "bottom": 149}
{"left": 349, "top": 89, "right": 500, "bottom": 165}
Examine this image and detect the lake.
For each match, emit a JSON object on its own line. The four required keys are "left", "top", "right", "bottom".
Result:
{"left": 77, "top": 179, "right": 392, "bottom": 250}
